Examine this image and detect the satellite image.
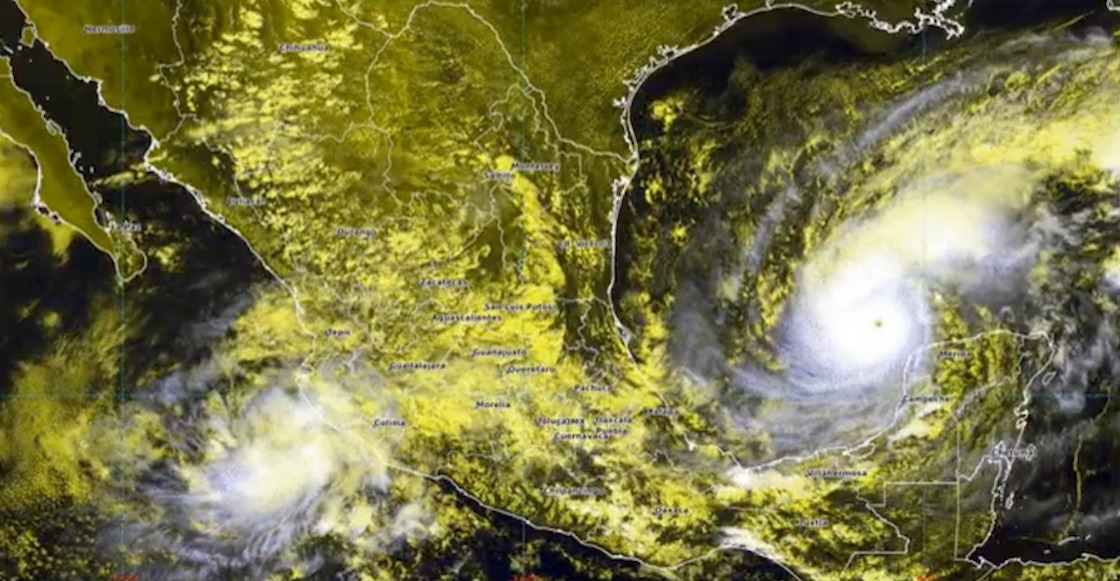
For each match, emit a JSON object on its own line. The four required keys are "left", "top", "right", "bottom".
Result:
{"left": 2, "top": 0, "right": 1120, "bottom": 579}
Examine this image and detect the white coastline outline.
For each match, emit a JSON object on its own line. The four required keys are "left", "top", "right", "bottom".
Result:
{"left": 7, "top": 0, "right": 1120, "bottom": 578}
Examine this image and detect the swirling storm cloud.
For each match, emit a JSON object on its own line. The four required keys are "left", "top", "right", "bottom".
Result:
{"left": 622, "top": 18, "right": 1120, "bottom": 463}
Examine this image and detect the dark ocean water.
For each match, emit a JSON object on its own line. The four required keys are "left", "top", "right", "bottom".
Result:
{"left": 0, "top": 0, "right": 271, "bottom": 392}
{"left": 16, "top": 0, "right": 1113, "bottom": 577}
{"left": 0, "top": 1, "right": 750, "bottom": 579}
{"left": 615, "top": 0, "right": 1120, "bottom": 577}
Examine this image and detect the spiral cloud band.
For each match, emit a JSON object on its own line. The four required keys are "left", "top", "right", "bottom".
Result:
{"left": 661, "top": 29, "right": 1120, "bottom": 461}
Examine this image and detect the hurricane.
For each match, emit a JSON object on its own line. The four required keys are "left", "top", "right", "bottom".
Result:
{"left": 7, "top": 1, "right": 1120, "bottom": 579}
{"left": 616, "top": 12, "right": 1120, "bottom": 571}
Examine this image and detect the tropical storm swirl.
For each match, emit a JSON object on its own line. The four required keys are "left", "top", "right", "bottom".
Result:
{"left": 5, "top": 1, "right": 1120, "bottom": 580}
{"left": 615, "top": 4, "right": 1120, "bottom": 578}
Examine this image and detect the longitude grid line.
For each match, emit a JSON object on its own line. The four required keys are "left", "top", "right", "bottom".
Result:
{"left": 518, "top": 0, "right": 527, "bottom": 566}
{"left": 919, "top": 3, "right": 931, "bottom": 571}
{"left": 115, "top": 0, "right": 128, "bottom": 577}
{"left": 519, "top": 0, "right": 528, "bottom": 286}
